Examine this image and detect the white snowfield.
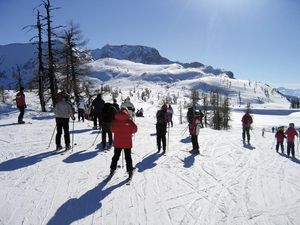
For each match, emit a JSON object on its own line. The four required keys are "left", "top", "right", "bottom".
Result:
{"left": 1, "top": 90, "right": 300, "bottom": 225}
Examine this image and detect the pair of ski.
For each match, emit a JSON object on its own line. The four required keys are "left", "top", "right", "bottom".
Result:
{"left": 104, "top": 168, "right": 135, "bottom": 185}
{"left": 52, "top": 146, "right": 73, "bottom": 155}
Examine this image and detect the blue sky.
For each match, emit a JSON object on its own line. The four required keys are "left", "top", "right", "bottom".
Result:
{"left": 1, "top": 0, "right": 300, "bottom": 88}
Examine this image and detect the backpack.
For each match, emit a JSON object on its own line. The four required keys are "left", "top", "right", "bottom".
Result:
{"left": 243, "top": 115, "right": 252, "bottom": 126}
{"left": 157, "top": 110, "right": 166, "bottom": 123}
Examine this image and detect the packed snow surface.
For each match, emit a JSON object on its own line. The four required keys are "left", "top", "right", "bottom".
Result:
{"left": 1, "top": 87, "right": 300, "bottom": 225}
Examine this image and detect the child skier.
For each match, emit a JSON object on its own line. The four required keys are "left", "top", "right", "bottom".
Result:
{"left": 109, "top": 107, "right": 137, "bottom": 180}
{"left": 189, "top": 111, "right": 202, "bottom": 154}
{"left": 275, "top": 126, "right": 286, "bottom": 153}
{"left": 284, "top": 123, "right": 299, "bottom": 158}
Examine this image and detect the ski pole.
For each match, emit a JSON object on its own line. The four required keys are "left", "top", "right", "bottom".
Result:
{"left": 71, "top": 119, "right": 75, "bottom": 152}
{"left": 181, "top": 125, "right": 189, "bottom": 136}
{"left": 167, "top": 126, "right": 170, "bottom": 152}
{"left": 91, "top": 130, "right": 101, "bottom": 146}
{"left": 297, "top": 137, "right": 299, "bottom": 157}
{"left": 47, "top": 124, "right": 57, "bottom": 148}
{"left": 271, "top": 138, "right": 276, "bottom": 149}
{"left": 122, "top": 150, "right": 124, "bottom": 169}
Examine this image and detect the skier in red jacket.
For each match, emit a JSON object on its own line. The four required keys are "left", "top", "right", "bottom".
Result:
{"left": 109, "top": 107, "right": 137, "bottom": 179}
{"left": 284, "top": 123, "right": 299, "bottom": 158}
{"left": 15, "top": 87, "right": 26, "bottom": 124}
{"left": 275, "top": 126, "right": 286, "bottom": 153}
{"left": 241, "top": 111, "right": 253, "bottom": 144}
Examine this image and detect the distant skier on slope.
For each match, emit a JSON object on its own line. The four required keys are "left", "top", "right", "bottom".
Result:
{"left": 241, "top": 110, "right": 253, "bottom": 145}
{"left": 284, "top": 123, "right": 299, "bottom": 158}
{"left": 275, "top": 126, "right": 286, "bottom": 153}
{"left": 121, "top": 97, "right": 135, "bottom": 119}
{"left": 189, "top": 110, "right": 202, "bottom": 155}
{"left": 15, "top": 86, "right": 26, "bottom": 124}
{"left": 77, "top": 98, "right": 86, "bottom": 122}
{"left": 166, "top": 104, "right": 174, "bottom": 127}
{"left": 156, "top": 104, "right": 168, "bottom": 154}
{"left": 109, "top": 107, "right": 137, "bottom": 180}
{"left": 53, "top": 92, "right": 75, "bottom": 151}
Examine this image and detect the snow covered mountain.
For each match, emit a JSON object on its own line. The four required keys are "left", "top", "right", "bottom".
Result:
{"left": 0, "top": 43, "right": 234, "bottom": 87}
{"left": 277, "top": 87, "right": 300, "bottom": 98}
{"left": 91, "top": 44, "right": 171, "bottom": 65}
{"left": 0, "top": 42, "right": 289, "bottom": 106}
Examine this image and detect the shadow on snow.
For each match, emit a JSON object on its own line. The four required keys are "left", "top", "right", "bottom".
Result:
{"left": 180, "top": 136, "right": 191, "bottom": 144}
{"left": 135, "top": 152, "right": 162, "bottom": 172}
{"left": 182, "top": 153, "right": 196, "bottom": 168}
{"left": 47, "top": 178, "right": 127, "bottom": 225}
{"left": 0, "top": 151, "right": 55, "bottom": 171}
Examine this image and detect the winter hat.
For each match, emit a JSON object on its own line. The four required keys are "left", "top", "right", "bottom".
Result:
{"left": 121, "top": 106, "right": 129, "bottom": 114}
{"left": 289, "top": 123, "right": 295, "bottom": 128}
{"left": 20, "top": 86, "right": 24, "bottom": 91}
{"left": 55, "top": 92, "right": 64, "bottom": 102}
{"left": 162, "top": 104, "right": 168, "bottom": 111}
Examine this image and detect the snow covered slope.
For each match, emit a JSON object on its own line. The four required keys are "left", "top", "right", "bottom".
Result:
{"left": 0, "top": 86, "right": 300, "bottom": 225}
{"left": 85, "top": 58, "right": 289, "bottom": 106}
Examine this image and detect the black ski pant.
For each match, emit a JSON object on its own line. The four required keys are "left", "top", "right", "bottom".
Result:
{"left": 242, "top": 127, "right": 250, "bottom": 143}
{"left": 191, "top": 135, "right": 199, "bottom": 151}
{"left": 78, "top": 109, "right": 85, "bottom": 122}
{"left": 55, "top": 118, "right": 70, "bottom": 147}
{"left": 276, "top": 142, "right": 284, "bottom": 153}
{"left": 287, "top": 142, "right": 295, "bottom": 157}
{"left": 110, "top": 148, "right": 133, "bottom": 172}
{"left": 102, "top": 122, "right": 113, "bottom": 148}
{"left": 156, "top": 124, "right": 167, "bottom": 152}
{"left": 93, "top": 112, "right": 102, "bottom": 128}
{"left": 18, "top": 105, "right": 25, "bottom": 123}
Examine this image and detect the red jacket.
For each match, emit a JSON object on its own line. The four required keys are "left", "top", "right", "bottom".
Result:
{"left": 275, "top": 131, "right": 286, "bottom": 143}
{"left": 189, "top": 115, "right": 202, "bottom": 136}
{"left": 16, "top": 91, "right": 26, "bottom": 106}
{"left": 285, "top": 127, "right": 298, "bottom": 142}
{"left": 241, "top": 113, "right": 253, "bottom": 128}
{"left": 111, "top": 111, "right": 137, "bottom": 149}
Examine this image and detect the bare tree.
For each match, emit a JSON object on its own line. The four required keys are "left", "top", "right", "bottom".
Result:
{"left": 43, "top": 0, "right": 58, "bottom": 105}
{"left": 190, "top": 89, "right": 200, "bottom": 108}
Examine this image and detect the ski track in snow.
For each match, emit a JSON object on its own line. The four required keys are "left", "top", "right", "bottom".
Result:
{"left": 1, "top": 107, "right": 300, "bottom": 225}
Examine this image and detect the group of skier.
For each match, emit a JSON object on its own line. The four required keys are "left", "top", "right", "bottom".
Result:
{"left": 14, "top": 88, "right": 299, "bottom": 181}
{"left": 241, "top": 110, "right": 299, "bottom": 158}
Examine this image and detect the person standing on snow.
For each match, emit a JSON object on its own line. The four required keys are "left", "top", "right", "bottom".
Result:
{"left": 275, "top": 126, "right": 286, "bottom": 153}
{"left": 156, "top": 104, "right": 168, "bottom": 154}
{"left": 189, "top": 111, "right": 202, "bottom": 154}
{"left": 241, "top": 111, "right": 253, "bottom": 144}
{"left": 15, "top": 86, "right": 26, "bottom": 124}
{"left": 53, "top": 92, "right": 75, "bottom": 151}
{"left": 91, "top": 94, "right": 105, "bottom": 129}
{"left": 284, "top": 123, "right": 299, "bottom": 158}
{"left": 101, "top": 102, "right": 117, "bottom": 149}
{"left": 262, "top": 128, "right": 265, "bottom": 137}
{"left": 109, "top": 107, "right": 137, "bottom": 179}
{"left": 167, "top": 104, "right": 174, "bottom": 127}
{"left": 121, "top": 97, "right": 135, "bottom": 119}
{"left": 77, "top": 99, "right": 86, "bottom": 122}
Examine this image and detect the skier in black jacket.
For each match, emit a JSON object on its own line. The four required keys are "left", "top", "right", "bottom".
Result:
{"left": 91, "top": 94, "right": 105, "bottom": 129}
{"left": 101, "top": 103, "right": 117, "bottom": 149}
